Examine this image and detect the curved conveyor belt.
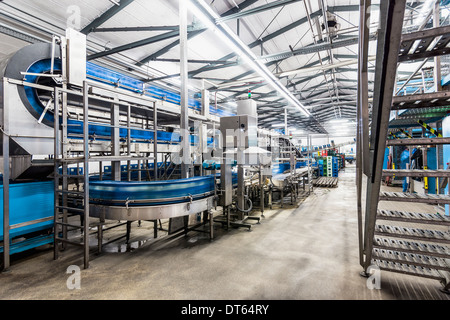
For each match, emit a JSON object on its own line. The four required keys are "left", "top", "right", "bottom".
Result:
{"left": 89, "top": 176, "right": 216, "bottom": 221}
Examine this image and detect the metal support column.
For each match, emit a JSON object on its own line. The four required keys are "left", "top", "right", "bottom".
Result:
{"left": 357, "top": 0, "right": 371, "bottom": 268}
{"left": 2, "top": 130, "right": 10, "bottom": 271}
{"left": 153, "top": 103, "right": 158, "bottom": 180}
{"left": 260, "top": 165, "right": 265, "bottom": 217}
{"left": 111, "top": 99, "right": 121, "bottom": 181}
{"left": 209, "top": 210, "right": 214, "bottom": 240}
{"left": 180, "top": 0, "right": 190, "bottom": 179}
{"left": 53, "top": 88, "right": 60, "bottom": 261}
{"left": 127, "top": 105, "right": 131, "bottom": 181}
{"left": 433, "top": 1, "right": 442, "bottom": 93}
{"left": 83, "top": 81, "right": 90, "bottom": 269}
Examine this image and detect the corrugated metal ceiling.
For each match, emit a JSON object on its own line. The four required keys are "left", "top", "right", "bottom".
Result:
{"left": 0, "top": 0, "right": 439, "bottom": 133}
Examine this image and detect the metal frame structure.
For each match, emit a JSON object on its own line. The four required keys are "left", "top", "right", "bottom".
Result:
{"left": 0, "top": 27, "right": 221, "bottom": 269}
{"left": 51, "top": 78, "right": 219, "bottom": 269}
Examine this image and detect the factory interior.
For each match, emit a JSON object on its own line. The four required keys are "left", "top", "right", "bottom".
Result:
{"left": 0, "top": 0, "right": 450, "bottom": 306}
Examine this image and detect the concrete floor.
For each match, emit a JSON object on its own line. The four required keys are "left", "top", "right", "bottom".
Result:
{"left": 1, "top": 163, "right": 449, "bottom": 300}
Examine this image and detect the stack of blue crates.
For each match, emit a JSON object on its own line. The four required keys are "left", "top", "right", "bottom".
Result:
{"left": 318, "top": 159, "right": 324, "bottom": 176}
{"left": 332, "top": 157, "right": 339, "bottom": 177}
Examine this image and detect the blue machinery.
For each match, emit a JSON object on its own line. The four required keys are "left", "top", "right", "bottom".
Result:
{"left": 1, "top": 29, "right": 313, "bottom": 269}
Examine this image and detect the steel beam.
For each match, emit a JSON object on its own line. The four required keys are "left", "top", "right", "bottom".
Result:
{"left": 137, "top": 29, "right": 205, "bottom": 66}
{"left": 259, "top": 34, "right": 377, "bottom": 63}
{"left": 180, "top": 0, "right": 190, "bottom": 179}
{"left": 190, "top": 9, "right": 323, "bottom": 77}
{"left": 217, "top": 0, "right": 303, "bottom": 23}
{"left": 81, "top": 0, "right": 136, "bottom": 35}
{"left": 137, "top": 0, "right": 258, "bottom": 65}
{"left": 87, "top": 29, "right": 185, "bottom": 61}
{"left": 0, "top": 24, "right": 44, "bottom": 44}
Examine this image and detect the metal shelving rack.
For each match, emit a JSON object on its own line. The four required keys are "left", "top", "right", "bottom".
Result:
{"left": 357, "top": 0, "right": 450, "bottom": 293}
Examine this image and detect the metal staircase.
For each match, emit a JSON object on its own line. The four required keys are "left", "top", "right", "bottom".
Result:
{"left": 357, "top": 0, "right": 450, "bottom": 293}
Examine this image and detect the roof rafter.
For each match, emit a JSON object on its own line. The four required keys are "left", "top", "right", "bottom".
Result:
{"left": 136, "top": 0, "right": 259, "bottom": 65}
{"left": 81, "top": 0, "right": 136, "bottom": 35}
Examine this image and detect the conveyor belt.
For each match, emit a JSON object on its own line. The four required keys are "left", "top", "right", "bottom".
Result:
{"left": 89, "top": 175, "right": 215, "bottom": 206}
{"left": 0, "top": 43, "right": 216, "bottom": 148}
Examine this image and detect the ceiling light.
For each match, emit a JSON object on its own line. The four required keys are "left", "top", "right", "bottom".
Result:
{"left": 187, "top": 0, "right": 311, "bottom": 118}
{"left": 328, "top": 118, "right": 349, "bottom": 124}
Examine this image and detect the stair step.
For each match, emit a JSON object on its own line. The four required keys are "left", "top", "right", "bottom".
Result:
{"left": 379, "top": 191, "right": 450, "bottom": 204}
{"left": 391, "top": 91, "right": 450, "bottom": 110}
{"left": 382, "top": 169, "right": 450, "bottom": 177}
{"left": 374, "top": 224, "right": 450, "bottom": 244}
{"left": 371, "top": 259, "right": 446, "bottom": 281}
{"left": 377, "top": 209, "right": 450, "bottom": 226}
{"left": 386, "top": 137, "right": 450, "bottom": 146}
{"left": 374, "top": 237, "right": 450, "bottom": 258}
{"left": 372, "top": 248, "right": 450, "bottom": 271}
{"left": 398, "top": 25, "right": 450, "bottom": 62}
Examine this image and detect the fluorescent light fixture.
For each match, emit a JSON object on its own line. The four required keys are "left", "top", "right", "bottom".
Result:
{"left": 333, "top": 129, "right": 355, "bottom": 134}
{"left": 186, "top": 1, "right": 216, "bottom": 30}
{"left": 272, "top": 123, "right": 286, "bottom": 128}
{"left": 328, "top": 118, "right": 349, "bottom": 124}
{"left": 331, "top": 122, "right": 355, "bottom": 127}
{"left": 416, "top": 0, "right": 435, "bottom": 25}
{"left": 187, "top": 0, "right": 312, "bottom": 118}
